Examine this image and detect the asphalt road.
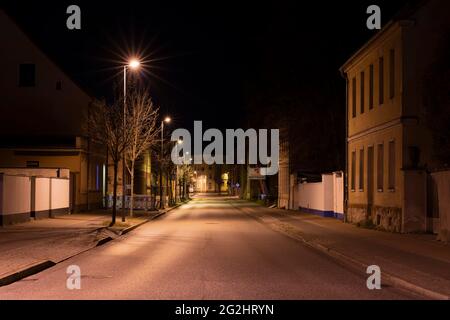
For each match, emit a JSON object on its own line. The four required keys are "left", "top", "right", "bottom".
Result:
{"left": 0, "top": 195, "right": 414, "bottom": 299}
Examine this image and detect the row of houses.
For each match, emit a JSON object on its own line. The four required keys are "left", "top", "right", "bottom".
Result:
{"left": 277, "top": 0, "right": 450, "bottom": 240}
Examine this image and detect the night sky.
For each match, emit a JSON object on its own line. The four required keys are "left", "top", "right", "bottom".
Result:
{"left": 2, "top": 0, "right": 410, "bottom": 132}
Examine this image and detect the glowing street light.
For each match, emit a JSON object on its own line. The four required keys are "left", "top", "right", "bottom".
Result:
{"left": 128, "top": 59, "right": 140, "bottom": 69}
{"left": 122, "top": 58, "right": 141, "bottom": 222}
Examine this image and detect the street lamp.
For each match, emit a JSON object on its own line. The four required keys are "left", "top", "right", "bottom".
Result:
{"left": 175, "top": 139, "right": 183, "bottom": 202}
{"left": 160, "top": 116, "right": 171, "bottom": 209}
{"left": 122, "top": 59, "right": 140, "bottom": 222}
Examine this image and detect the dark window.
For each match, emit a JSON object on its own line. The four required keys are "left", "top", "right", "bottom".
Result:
{"left": 388, "top": 141, "right": 396, "bottom": 190}
{"left": 369, "top": 64, "right": 374, "bottom": 109}
{"left": 360, "top": 72, "right": 365, "bottom": 114}
{"left": 351, "top": 151, "right": 356, "bottom": 191}
{"left": 389, "top": 49, "right": 395, "bottom": 99}
{"left": 19, "top": 63, "right": 35, "bottom": 87}
{"left": 359, "top": 148, "right": 364, "bottom": 191}
{"left": 352, "top": 77, "right": 356, "bottom": 118}
{"left": 56, "top": 81, "right": 62, "bottom": 90}
{"left": 379, "top": 57, "right": 384, "bottom": 105}
{"left": 377, "top": 144, "right": 384, "bottom": 191}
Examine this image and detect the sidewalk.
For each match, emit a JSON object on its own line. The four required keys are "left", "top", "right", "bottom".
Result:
{"left": 0, "top": 204, "right": 182, "bottom": 286}
{"left": 235, "top": 201, "right": 450, "bottom": 300}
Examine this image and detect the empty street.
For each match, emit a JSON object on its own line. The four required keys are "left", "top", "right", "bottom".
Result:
{"left": 0, "top": 195, "right": 414, "bottom": 300}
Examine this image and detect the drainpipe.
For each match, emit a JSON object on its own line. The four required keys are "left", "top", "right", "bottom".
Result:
{"left": 341, "top": 72, "right": 349, "bottom": 223}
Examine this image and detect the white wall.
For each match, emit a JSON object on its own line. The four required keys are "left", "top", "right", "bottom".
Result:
{"left": 294, "top": 172, "right": 344, "bottom": 217}
{"left": 0, "top": 174, "right": 69, "bottom": 224}
{"left": 323, "top": 174, "right": 334, "bottom": 212}
{"left": 35, "top": 177, "right": 50, "bottom": 212}
{"left": 333, "top": 173, "right": 344, "bottom": 215}
{"left": 298, "top": 182, "right": 325, "bottom": 211}
{"left": 0, "top": 174, "right": 31, "bottom": 215}
{"left": 50, "top": 178, "right": 70, "bottom": 210}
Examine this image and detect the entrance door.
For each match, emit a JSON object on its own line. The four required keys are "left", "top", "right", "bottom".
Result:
{"left": 367, "top": 146, "right": 374, "bottom": 219}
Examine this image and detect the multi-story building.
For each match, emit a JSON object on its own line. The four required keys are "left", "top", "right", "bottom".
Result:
{"left": 340, "top": 0, "right": 450, "bottom": 233}
{"left": 0, "top": 10, "right": 106, "bottom": 213}
{"left": 192, "top": 164, "right": 228, "bottom": 193}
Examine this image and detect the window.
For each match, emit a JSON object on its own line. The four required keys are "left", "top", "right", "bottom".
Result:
{"left": 359, "top": 148, "right": 364, "bottom": 191}
{"left": 360, "top": 72, "right": 365, "bottom": 114}
{"left": 19, "top": 63, "right": 35, "bottom": 87}
{"left": 379, "top": 57, "right": 384, "bottom": 105}
{"left": 388, "top": 141, "right": 396, "bottom": 190}
{"left": 352, "top": 77, "right": 356, "bottom": 118}
{"left": 369, "top": 64, "right": 374, "bottom": 109}
{"left": 389, "top": 49, "right": 395, "bottom": 99}
{"left": 351, "top": 151, "right": 356, "bottom": 191}
{"left": 377, "top": 144, "right": 384, "bottom": 191}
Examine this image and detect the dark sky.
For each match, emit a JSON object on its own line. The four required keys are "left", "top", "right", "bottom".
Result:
{"left": 2, "top": 0, "right": 410, "bottom": 132}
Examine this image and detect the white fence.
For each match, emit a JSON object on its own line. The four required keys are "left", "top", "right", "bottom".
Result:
{"left": 293, "top": 172, "right": 344, "bottom": 220}
{"left": 106, "top": 195, "right": 161, "bottom": 211}
{"left": 0, "top": 173, "right": 70, "bottom": 226}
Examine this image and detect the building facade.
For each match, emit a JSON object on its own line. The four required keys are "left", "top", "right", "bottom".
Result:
{"left": 0, "top": 10, "right": 106, "bottom": 213}
{"left": 192, "top": 164, "right": 228, "bottom": 193}
{"left": 340, "top": 0, "right": 450, "bottom": 233}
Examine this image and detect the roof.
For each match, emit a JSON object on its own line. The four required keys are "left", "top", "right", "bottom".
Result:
{"left": 0, "top": 9, "right": 95, "bottom": 99}
{"left": 339, "top": 0, "right": 429, "bottom": 75}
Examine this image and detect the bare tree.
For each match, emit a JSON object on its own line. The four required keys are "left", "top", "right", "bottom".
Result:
{"left": 124, "top": 89, "right": 160, "bottom": 217}
{"left": 87, "top": 99, "right": 129, "bottom": 225}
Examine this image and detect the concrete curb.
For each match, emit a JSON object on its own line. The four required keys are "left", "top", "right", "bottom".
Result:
{"left": 0, "top": 260, "right": 56, "bottom": 287}
{"left": 237, "top": 205, "right": 450, "bottom": 300}
{"left": 96, "top": 236, "right": 114, "bottom": 246}
{"left": 0, "top": 202, "right": 189, "bottom": 287}
{"left": 119, "top": 201, "right": 188, "bottom": 236}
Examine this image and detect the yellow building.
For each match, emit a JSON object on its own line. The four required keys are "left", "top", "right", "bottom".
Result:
{"left": 340, "top": 0, "right": 450, "bottom": 233}
{"left": 0, "top": 10, "right": 106, "bottom": 212}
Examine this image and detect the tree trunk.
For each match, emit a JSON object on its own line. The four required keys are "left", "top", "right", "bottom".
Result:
{"left": 166, "top": 171, "right": 171, "bottom": 206}
{"left": 129, "top": 160, "right": 135, "bottom": 217}
{"left": 159, "top": 163, "right": 164, "bottom": 209}
{"left": 112, "top": 161, "right": 118, "bottom": 226}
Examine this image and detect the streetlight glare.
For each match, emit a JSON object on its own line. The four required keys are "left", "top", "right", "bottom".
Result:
{"left": 177, "top": 139, "right": 183, "bottom": 144}
{"left": 164, "top": 117, "right": 171, "bottom": 123}
{"left": 128, "top": 59, "right": 140, "bottom": 69}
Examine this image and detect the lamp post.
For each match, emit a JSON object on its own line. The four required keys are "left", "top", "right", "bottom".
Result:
{"left": 175, "top": 139, "right": 182, "bottom": 203}
{"left": 160, "top": 116, "right": 171, "bottom": 209}
{"left": 122, "top": 59, "right": 140, "bottom": 222}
